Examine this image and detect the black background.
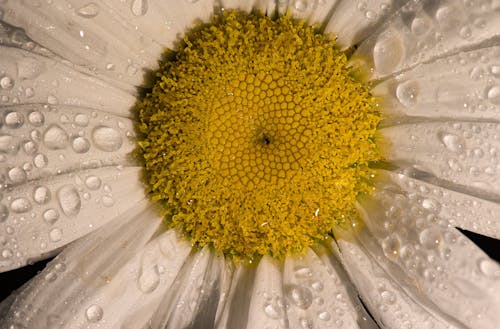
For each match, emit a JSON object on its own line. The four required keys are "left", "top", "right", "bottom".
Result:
{"left": 0, "top": 229, "right": 498, "bottom": 302}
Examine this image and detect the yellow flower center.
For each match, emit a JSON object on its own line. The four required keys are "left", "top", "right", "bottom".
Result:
{"left": 137, "top": 10, "right": 382, "bottom": 261}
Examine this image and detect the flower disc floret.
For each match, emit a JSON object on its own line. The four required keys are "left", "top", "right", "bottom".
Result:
{"left": 138, "top": 10, "right": 382, "bottom": 260}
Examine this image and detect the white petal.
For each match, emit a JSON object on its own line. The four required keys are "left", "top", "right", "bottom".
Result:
{"left": 0, "top": 0, "right": 163, "bottom": 88}
{"left": 372, "top": 46, "right": 500, "bottom": 120}
{"left": 285, "top": 0, "right": 338, "bottom": 23}
{"left": 379, "top": 169, "right": 500, "bottom": 239}
{"left": 284, "top": 247, "right": 378, "bottom": 329}
{"left": 247, "top": 256, "right": 288, "bottom": 329}
{"left": 214, "top": 262, "right": 255, "bottom": 329}
{"left": 381, "top": 121, "right": 500, "bottom": 197}
{"left": 0, "top": 46, "right": 135, "bottom": 113}
{"left": 0, "top": 203, "right": 164, "bottom": 328}
{"left": 148, "top": 247, "right": 225, "bottom": 329}
{"left": 0, "top": 166, "right": 147, "bottom": 272}
{"left": 1, "top": 105, "right": 136, "bottom": 184}
{"left": 325, "top": 0, "right": 407, "bottom": 48}
{"left": 337, "top": 236, "right": 462, "bottom": 329}
{"left": 356, "top": 184, "right": 500, "bottom": 329}
{"left": 355, "top": 0, "right": 500, "bottom": 79}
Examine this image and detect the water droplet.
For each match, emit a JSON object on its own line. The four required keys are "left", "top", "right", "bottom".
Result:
{"left": 365, "top": 10, "right": 377, "bottom": 20}
{"left": 263, "top": 301, "right": 284, "bottom": 319}
{"left": 8, "top": 167, "right": 27, "bottom": 184}
{"left": 294, "top": 0, "right": 307, "bottom": 12}
{"left": 299, "top": 317, "right": 313, "bottom": 329}
{"left": 294, "top": 266, "right": 312, "bottom": 278}
{"left": 396, "top": 80, "right": 419, "bottom": 107}
{"left": 286, "top": 285, "right": 313, "bottom": 309}
{"left": 47, "top": 95, "right": 58, "bottom": 105}
{"left": 435, "top": 6, "right": 459, "bottom": 29}
{"left": 311, "top": 281, "right": 323, "bottom": 292}
{"left": 486, "top": 85, "right": 500, "bottom": 105}
{"left": 85, "top": 176, "right": 101, "bottom": 190}
{"left": 85, "top": 305, "right": 103, "bottom": 323}
{"left": 439, "top": 133, "right": 464, "bottom": 153}
{"left": 373, "top": 32, "right": 404, "bottom": 75}
{"left": 459, "top": 26, "right": 472, "bottom": 39}
{"left": 0, "top": 204, "right": 9, "bottom": 222}
{"left": 137, "top": 264, "right": 160, "bottom": 293}
{"left": 380, "top": 290, "right": 396, "bottom": 304}
{"left": 33, "top": 153, "right": 48, "bottom": 168}
{"left": 71, "top": 137, "right": 90, "bottom": 154}
{"left": 318, "top": 311, "right": 331, "bottom": 321}
{"left": 43, "top": 124, "right": 69, "bottom": 150}
{"left": 33, "top": 186, "right": 51, "bottom": 204}
{"left": 478, "top": 259, "right": 500, "bottom": 278}
{"left": 76, "top": 2, "right": 100, "bottom": 18}
{"left": 411, "top": 17, "right": 430, "bottom": 35}
{"left": 28, "top": 111, "right": 44, "bottom": 127}
{"left": 4, "top": 111, "right": 24, "bottom": 129}
{"left": 131, "top": 0, "right": 148, "bottom": 16}
{"left": 74, "top": 113, "right": 89, "bottom": 127}
{"left": 57, "top": 185, "right": 81, "bottom": 216}
{"left": 102, "top": 195, "right": 114, "bottom": 207}
{"left": 0, "top": 76, "right": 14, "bottom": 90}
{"left": 2, "top": 248, "right": 13, "bottom": 258}
{"left": 43, "top": 208, "right": 59, "bottom": 225}
{"left": 92, "top": 126, "right": 122, "bottom": 152}
{"left": 422, "top": 198, "right": 441, "bottom": 213}
{"left": 10, "top": 197, "right": 32, "bottom": 213}
{"left": 419, "top": 228, "right": 441, "bottom": 249}
{"left": 49, "top": 228, "right": 62, "bottom": 242}
{"left": 382, "top": 235, "right": 400, "bottom": 258}
{"left": 44, "top": 271, "right": 57, "bottom": 281}
{"left": 490, "top": 65, "right": 500, "bottom": 78}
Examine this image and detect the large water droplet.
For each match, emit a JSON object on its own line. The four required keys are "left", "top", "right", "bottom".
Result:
{"left": 382, "top": 235, "right": 400, "bottom": 258}
{"left": 74, "top": 113, "right": 89, "bottom": 127}
{"left": 85, "top": 304, "right": 103, "bottom": 323}
{"left": 92, "top": 126, "right": 122, "bottom": 152}
{"left": 0, "top": 76, "right": 14, "bottom": 90}
{"left": 137, "top": 264, "right": 160, "bottom": 293}
{"left": 71, "top": 137, "right": 90, "bottom": 153}
{"left": 396, "top": 80, "right": 419, "bottom": 107}
{"left": 85, "top": 176, "right": 101, "bottom": 190}
{"left": 28, "top": 111, "right": 44, "bottom": 127}
{"left": 131, "top": 0, "right": 148, "bottom": 16}
{"left": 33, "top": 153, "right": 48, "bottom": 168}
{"left": 294, "top": 266, "right": 312, "bottom": 278}
{"left": 439, "top": 133, "right": 464, "bottom": 153}
{"left": 318, "top": 311, "right": 331, "bottom": 321}
{"left": 419, "top": 228, "right": 442, "bottom": 249}
{"left": 411, "top": 17, "right": 430, "bottom": 35}
{"left": 43, "top": 124, "right": 69, "bottom": 150}
{"left": 486, "top": 85, "right": 500, "bottom": 105}
{"left": 76, "top": 3, "right": 100, "bottom": 18}
{"left": 33, "top": 185, "right": 51, "bottom": 204}
{"left": 373, "top": 32, "right": 404, "bottom": 75}
{"left": 478, "top": 259, "right": 500, "bottom": 279}
{"left": 43, "top": 208, "right": 59, "bottom": 225}
{"left": 286, "top": 285, "right": 313, "bottom": 309}
{"left": 8, "top": 167, "right": 27, "bottom": 184}
{"left": 263, "top": 301, "right": 284, "bottom": 319}
{"left": 57, "top": 185, "right": 81, "bottom": 216}
{"left": 4, "top": 111, "right": 24, "bottom": 129}
{"left": 10, "top": 197, "right": 32, "bottom": 213}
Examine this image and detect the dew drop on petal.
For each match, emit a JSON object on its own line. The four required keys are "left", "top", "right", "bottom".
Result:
{"left": 74, "top": 113, "right": 89, "bottom": 127}
{"left": 0, "top": 76, "right": 14, "bottom": 90}
{"left": 487, "top": 85, "right": 500, "bottom": 105}
{"left": 85, "top": 305, "right": 103, "bottom": 323}
{"left": 4, "top": 111, "right": 24, "bottom": 129}
{"left": 419, "top": 228, "right": 442, "bottom": 249}
{"left": 294, "top": 266, "right": 312, "bottom": 278}
{"left": 102, "top": 195, "right": 114, "bottom": 207}
{"left": 76, "top": 3, "right": 100, "bottom": 18}
{"left": 318, "top": 311, "right": 331, "bottom": 321}
{"left": 71, "top": 136, "right": 90, "bottom": 153}
{"left": 263, "top": 302, "right": 284, "bottom": 319}
{"left": 8, "top": 167, "right": 27, "bottom": 184}
{"left": 131, "top": 0, "right": 148, "bottom": 16}
{"left": 299, "top": 317, "right": 313, "bottom": 329}
{"left": 33, "top": 185, "right": 51, "bottom": 204}
{"left": 478, "top": 259, "right": 500, "bottom": 279}
{"left": 396, "top": 80, "right": 419, "bottom": 107}
{"left": 10, "top": 197, "right": 31, "bottom": 213}
{"left": 43, "top": 208, "right": 59, "bottom": 225}
{"left": 85, "top": 176, "right": 101, "bottom": 190}
{"left": 43, "top": 124, "right": 69, "bottom": 150}
{"left": 57, "top": 185, "right": 81, "bottom": 216}
{"left": 28, "top": 111, "right": 44, "bottom": 127}
{"left": 137, "top": 264, "right": 160, "bottom": 293}
{"left": 286, "top": 285, "right": 313, "bottom": 309}
{"left": 17, "top": 57, "right": 45, "bottom": 80}
{"left": 92, "top": 126, "right": 122, "bottom": 152}
{"left": 373, "top": 32, "right": 405, "bottom": 75}
{"left": 33, "top": 153, "right": 48, "bottom": 168}
{"left": 439, "top": 133, "right": 464, "bottom": 153}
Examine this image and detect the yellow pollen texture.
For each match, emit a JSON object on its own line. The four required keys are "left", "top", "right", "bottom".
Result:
{"left": 138, "top": 10, "right": 382, "bottom": 261}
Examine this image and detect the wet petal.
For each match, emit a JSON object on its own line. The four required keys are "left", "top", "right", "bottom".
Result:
{"left": 355, "top": 0, "right": 500, "bottom": 79}
{"left": 284, "top": 247, "right": 379, "bottom": 329}
{"left": 356, "top": 183, "right": 500, "bottom": 329}
{"left": 372, "top": 46, "right": 500, "bottom": 120}
{"left": 0, "top": 46, "right": 135, "bottom": 113}
{"left": 381, "top": 121, "right": 500, "bottom": 197}
{"left": 0, "top": 166, "right": 146, "bottom": 272}
{"left": 0, "top": 203, "right": 163, "bottom": 328}
{"left": 148, "top": 247, "right": 225, "bottom": 329}
{"left": 1, "top": 105, "right": 136, "bottom": 183}
{"left": 326, "top": 0, "right": 408, "bottom": 48}
{"left": 379, "top": 169, "right": 500, "bottom": 239}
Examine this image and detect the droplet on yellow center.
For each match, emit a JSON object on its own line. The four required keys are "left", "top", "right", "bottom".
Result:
{"left": 137, "top": 10, "right": 382, "bottom": 261}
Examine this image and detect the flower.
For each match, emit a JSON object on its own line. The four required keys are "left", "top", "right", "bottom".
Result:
{"left": 0, "top": 1, "right": 499, "bottom": 329}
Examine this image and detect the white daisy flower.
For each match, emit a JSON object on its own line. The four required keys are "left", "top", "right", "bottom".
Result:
{"left": 0, "top": 1, "right": 499, "bottom": 329}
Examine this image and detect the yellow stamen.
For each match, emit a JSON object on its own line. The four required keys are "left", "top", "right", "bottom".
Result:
{"left": 137, "top": 10, "right": 382, "bottom": 261}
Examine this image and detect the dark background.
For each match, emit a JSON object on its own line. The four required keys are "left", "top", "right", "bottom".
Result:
{"left": 0, "top": 229, "right": 498, "bottom": 302}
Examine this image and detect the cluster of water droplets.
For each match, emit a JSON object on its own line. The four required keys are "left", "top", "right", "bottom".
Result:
{"left": 361, "top": 0, "right": 498, "bottom": 77}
